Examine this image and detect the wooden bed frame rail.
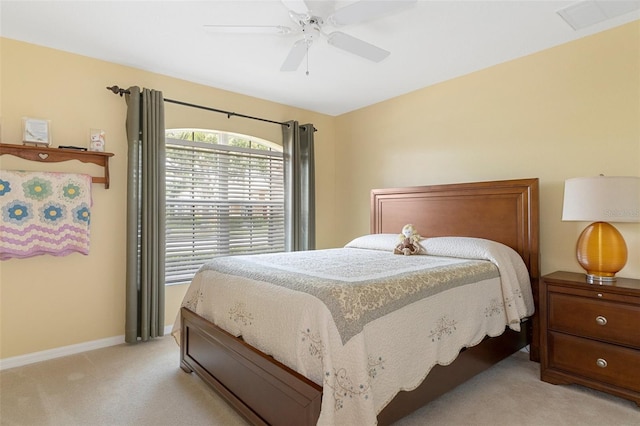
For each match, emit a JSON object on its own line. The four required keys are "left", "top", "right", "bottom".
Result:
{"left": 181, "top": 306, "right": 529, "bottom": 426}
{"left": 377, "top": 323, "right": 529, "bottom": 425}
{"left": 181, "top": 307, "right": 322, "bottom": 426}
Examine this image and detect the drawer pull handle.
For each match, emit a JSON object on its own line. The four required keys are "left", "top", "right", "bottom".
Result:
{"left": 595, "top": 315, "right": 607, "bottom": 326}
{"left": 596, "top": 358, "right": 608, "bottom": 368}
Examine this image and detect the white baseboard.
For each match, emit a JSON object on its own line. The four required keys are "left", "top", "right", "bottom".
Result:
{"left": 0, "top": 335, "right": 125, "bottom": 371}
{"left": 0, "top": 325, "right": 174, "bottom": 371}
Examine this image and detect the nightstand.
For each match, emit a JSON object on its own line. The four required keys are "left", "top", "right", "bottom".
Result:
{"left": 540, "top": 271, "right": 640, "bottom": 406}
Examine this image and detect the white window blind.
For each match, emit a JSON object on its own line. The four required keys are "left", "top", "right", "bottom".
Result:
{"left": 165, "top": 136, "right": 284, "bottom": 285}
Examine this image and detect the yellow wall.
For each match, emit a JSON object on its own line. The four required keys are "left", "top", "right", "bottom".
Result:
{"left": 334, "top": 21, "right": 640, "bottom": 279}
{"left": 0, "top": 38, "right": 335, "bottom": 359}
{"left": 1, "top": 20, "right": 639, "bottom": 360}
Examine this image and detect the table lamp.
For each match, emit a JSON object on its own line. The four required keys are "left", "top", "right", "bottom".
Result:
{"left": 562, "top": 176, "right": 640, "bottom": 283}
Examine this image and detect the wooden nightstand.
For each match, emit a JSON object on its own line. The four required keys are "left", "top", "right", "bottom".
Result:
{"left": 540, "top": 271, "right": 640, "bottom": 406}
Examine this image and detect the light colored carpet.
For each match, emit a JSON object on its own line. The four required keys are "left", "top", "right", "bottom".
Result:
{"left": 1, "top": 336, "right": 637, "bottom": 425}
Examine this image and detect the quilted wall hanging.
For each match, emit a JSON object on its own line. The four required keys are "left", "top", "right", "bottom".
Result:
{"left": 0, "top": 170, "right": 92, "bottom": 260}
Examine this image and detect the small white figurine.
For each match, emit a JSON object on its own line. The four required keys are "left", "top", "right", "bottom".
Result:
{"left": 90, "top": 130, "right": 105, "bottom": 152}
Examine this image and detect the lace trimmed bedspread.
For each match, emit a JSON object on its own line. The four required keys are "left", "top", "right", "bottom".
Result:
{"left": 173, "top": 236, "right": 534, "bottom": 426}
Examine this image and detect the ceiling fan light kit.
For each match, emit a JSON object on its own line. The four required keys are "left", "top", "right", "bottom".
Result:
{"left": 204, "top": 0, "right": 417, "bottom": 73}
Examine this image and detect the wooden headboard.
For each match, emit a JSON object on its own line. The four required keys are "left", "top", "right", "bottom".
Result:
{"left": 371, "top": 178, "right": 540, "bottom": 280}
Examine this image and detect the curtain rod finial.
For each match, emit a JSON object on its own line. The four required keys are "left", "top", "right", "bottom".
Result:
{"left": 106, "top": 85, "right": 129, "bottom": 96}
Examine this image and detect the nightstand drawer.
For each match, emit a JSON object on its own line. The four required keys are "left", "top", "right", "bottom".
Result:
{"left": 548, "top": 332, "right": 640, "bottom": 392}
{"left": 548, "top": 292, "right": 640, "bottom": 348}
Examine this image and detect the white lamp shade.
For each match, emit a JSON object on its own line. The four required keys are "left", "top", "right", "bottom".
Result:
{"left": 562, "top": 176, "right": 640, "bottom": 223}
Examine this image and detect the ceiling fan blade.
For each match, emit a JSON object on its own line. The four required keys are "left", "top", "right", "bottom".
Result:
{"left": 280, "top": 39, "right": 309, "bottom": 71}
{"left": 326, "top": 31, "right": 390, "bottom": 62}
{"left": 301, "top": 0, "right": 336, "bottom": 18}
{"left": 328, "top": 0, "right": 416, "bottom": 26}
{"left": 203, "top": 25, "right": 293, "bottom": 35}
{"left": 281, "top": 0, "right": 309, "bottom": 14}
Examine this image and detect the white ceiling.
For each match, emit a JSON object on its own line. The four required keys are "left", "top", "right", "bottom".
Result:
{"left": 2, "top": 1, "right": 639, "bottom": 116}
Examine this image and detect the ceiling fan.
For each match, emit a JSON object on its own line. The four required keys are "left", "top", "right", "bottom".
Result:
{"left": 204, "top": 0, "right": 417, "bottom": 73}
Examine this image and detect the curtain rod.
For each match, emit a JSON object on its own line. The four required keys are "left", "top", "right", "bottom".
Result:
{"left": 106, "top": 85, "right": 290, "bottom": 127}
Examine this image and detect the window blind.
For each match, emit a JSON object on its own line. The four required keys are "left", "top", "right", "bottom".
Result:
{"left": 165, "top": 138, "right": 284, "bottom": 285}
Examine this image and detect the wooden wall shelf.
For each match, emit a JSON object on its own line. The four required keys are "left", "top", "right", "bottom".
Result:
{"left": 0, "top": 143, "right": 114, "bottom": 189}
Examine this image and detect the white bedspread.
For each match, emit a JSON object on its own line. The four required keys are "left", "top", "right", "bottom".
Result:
{"left": 172, "top": 236, "right": 534, "bottom": 425}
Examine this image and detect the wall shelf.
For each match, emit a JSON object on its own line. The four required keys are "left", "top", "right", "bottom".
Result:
{"left": 0, "top": 143, "right": 115, "bottom": 189}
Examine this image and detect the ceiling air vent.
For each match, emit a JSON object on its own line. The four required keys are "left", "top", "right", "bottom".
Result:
{"left": 557, "top": 0, "right": 640, "bottom": 30}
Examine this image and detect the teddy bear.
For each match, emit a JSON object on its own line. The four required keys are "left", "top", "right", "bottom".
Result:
{"left": 394, "top": 224, "right": 423, "bottom": 256}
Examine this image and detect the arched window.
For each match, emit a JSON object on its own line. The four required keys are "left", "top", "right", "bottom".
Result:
{"left": 165, "top": 129, "right": 284, "bottom": 285}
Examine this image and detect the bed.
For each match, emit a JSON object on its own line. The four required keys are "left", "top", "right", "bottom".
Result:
{"left": 174, "top": 177, "right": 540, "bottom": 425}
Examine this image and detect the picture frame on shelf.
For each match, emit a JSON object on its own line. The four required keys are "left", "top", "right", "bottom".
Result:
{"left": 22, "top": 117, "right": 51, "bottom": 146}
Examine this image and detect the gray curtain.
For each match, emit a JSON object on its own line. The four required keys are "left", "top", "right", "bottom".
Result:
{"left": 282, "top": 121, "right": 316, "bottom": 251}
{"left": 124, "top": 87, "right": 166, "bottom": 343}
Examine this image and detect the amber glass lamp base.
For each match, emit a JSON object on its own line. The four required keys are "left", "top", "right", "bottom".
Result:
{"left": 576, "top": 222, "right": 628, "bottom": 283}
